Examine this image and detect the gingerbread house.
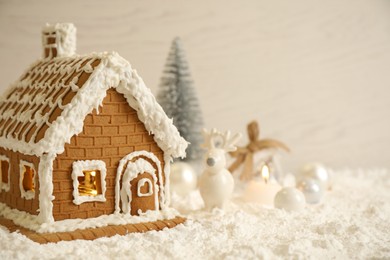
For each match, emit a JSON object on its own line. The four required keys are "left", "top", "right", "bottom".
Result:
{"left": 0, "top": 23, "right": 187, "bottom": 231}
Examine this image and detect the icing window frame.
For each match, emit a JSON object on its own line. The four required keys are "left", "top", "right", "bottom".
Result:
{"left": 19, "top": 160, "right": 36, "bottom": 200}
{"left": 72, "top": 160, "right": 107, "bottom": 205}
{"left": 0, "top": 155, "right": 10, "bottom": 192}
{"left": 137, "top": 178, "right": 153, "bottom": 197}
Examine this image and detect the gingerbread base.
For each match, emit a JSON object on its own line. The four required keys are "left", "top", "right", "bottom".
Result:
{"left": 0, "top": 216, "right": 186, "bottom": 244}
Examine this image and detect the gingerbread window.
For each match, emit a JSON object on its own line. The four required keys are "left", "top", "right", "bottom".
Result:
{"left": 0, "top": 155, "right": 10, "bottom": 192}
{"left": 19, "top": 161, "right": 36, "bottom": 200}
{"left": 72, "top": 160, "right": 107, "bottom": 205}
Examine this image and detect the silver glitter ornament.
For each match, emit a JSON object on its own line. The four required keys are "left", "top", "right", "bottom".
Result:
{"left": 296, "top": 178, "right": 324, "bottom": 204}
{"left": 274, "top": 187, "right": 306, "bottom": 211}
{"left": 299, "top": 163, "right": 331, "bottom": 190}
{"left": 170, "top": 162, "right": 198, "bottom": 197}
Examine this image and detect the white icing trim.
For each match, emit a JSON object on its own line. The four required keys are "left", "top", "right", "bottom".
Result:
{"left": 19, "top": 160, "right": 36, "bottom": 200}
{"left": 137, "top": 178, "right": 153, "bottom": 197}
{"left": 37, "top": 153, "right": 55, "bottom": 223}
{"left": 42, "top": 23, "right": 76, "bottom": 58}
{"left": 120, "top": 158, "right": 158, "bottom": 214}
{"left": 164, "top": 154, "right": 172, "bottom": 207}
{"left": 0, "top": 52, "right": 188, "bottom": 159}
{"left": 0, "top": 202, "right": 180, "bottom": 233}
{"left": 115, "top": 151, "right": 164, "bottom": 213}
{"left": 72, "top": 160, "right": 107, "bottom": 205}
{"left": 115, "top": 67, "right": 188, "bottom": 158}
{"left": 0, "top": 155, "right": 10, "bottom": 192}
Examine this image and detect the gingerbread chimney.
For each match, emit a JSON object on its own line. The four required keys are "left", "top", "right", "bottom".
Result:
{"left": 42, "top": 23, "right": 76, "bottom": 59}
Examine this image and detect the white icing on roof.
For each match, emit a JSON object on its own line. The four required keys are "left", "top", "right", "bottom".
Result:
{"left": 0, "top": 52, "right": 188, "bottom": 159}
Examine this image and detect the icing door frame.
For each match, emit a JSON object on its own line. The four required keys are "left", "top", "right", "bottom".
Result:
{"left": 120, "top": 158, "right": 158, "bottom": 214}
{"left": 114, "top": 151, "right": 163, "bottom": 214}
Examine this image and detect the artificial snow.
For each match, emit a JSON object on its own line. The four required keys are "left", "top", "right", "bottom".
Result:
{"left": 0, "top": 169, "right": 389, "bottom": 259}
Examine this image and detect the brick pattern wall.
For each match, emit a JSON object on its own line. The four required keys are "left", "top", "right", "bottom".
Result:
{"left": 52, "top": 88, "right": 165, "bottom": 221}
{"left": 0, "top": 148, "right": 40, "bottom": 215}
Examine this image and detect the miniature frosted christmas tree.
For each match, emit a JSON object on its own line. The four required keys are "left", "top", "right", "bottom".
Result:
{"left": 157, "top": 37, "right": 204, "bottom": 162}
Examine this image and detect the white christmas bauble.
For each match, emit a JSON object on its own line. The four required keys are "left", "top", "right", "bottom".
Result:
{"left": 170, "top": 162, "right": 197, "bottom": 197}
{"left": 274, "top": 187, "right": 306, "bottom": 211}
{"left": 298, "top": 163, "right": 331, "bottom": 190}
{"left": 296, "top": 178, "right": 324, "bottom": 204}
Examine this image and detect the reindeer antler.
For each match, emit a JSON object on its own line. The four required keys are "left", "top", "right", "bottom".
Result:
{"left": 222, "top": 131, "right": 242, "bottom": 152}
{"left": 201, "top": 128, "right": 242, "bottom": 151}
{"left": 201, "top": 128, "right": 217, "bottom": 149}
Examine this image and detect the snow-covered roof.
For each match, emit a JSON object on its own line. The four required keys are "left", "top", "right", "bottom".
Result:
{"left": 0, "top": 51, "right": 187, "bottom": 158}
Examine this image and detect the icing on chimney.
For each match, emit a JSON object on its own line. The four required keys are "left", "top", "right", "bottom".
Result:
{"left": 42, "top": 23, "right": 76, "bottom": 59}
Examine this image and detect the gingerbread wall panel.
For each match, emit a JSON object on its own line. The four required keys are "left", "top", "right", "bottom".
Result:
{"left": 0, "top": 148, "right": 40, "bottom": 215}
{"left": 52, "top": 88, "right": 165, "bottom": 221}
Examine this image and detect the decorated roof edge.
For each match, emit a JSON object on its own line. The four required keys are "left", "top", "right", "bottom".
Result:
{"left": 0, "top": 51, "right": 188, "bottom": 159}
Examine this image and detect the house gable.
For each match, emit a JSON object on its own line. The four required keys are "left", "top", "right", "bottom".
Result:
{"left": 52, "top": 88, "right": 165, "bottom": 221}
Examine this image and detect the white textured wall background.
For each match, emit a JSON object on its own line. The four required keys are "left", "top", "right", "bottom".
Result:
{"left": 0, "top": 0, "right": 389, "bottom": 172}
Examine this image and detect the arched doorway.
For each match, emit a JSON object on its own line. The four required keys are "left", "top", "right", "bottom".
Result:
{"left": 115, "top": 151, "right": 163, "bottom": 215}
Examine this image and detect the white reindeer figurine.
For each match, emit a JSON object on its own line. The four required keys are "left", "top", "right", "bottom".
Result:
{"left": 199, "top": 128, "right": 242, "bottom": 211}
